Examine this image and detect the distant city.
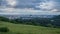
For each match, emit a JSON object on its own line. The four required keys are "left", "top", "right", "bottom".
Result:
{"left": 0, "top": 14, "right": 57, "bottom": 19}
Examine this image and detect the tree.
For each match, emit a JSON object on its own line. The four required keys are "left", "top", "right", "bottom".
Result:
{"left": 0, "top": 16, "right": 9, "bottom": 22}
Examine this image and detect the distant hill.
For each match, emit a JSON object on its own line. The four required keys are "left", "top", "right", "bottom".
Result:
{"left": 52, "top": 15, "right": 60, "bottom": 19}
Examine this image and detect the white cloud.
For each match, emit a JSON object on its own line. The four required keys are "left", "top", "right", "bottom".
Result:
{"left": 6, "top": 0, "right": 17, "bottom": 7}
{"left": 36, "top": 0, "right": 54, "bottom": 10}
{"left": 51, "top": 9, "right": 58, "bottom": 12}
{"left": 0, "top": 7, "right": 60, "bottom": 15}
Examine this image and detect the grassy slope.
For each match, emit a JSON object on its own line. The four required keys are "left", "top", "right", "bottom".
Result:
{"left": 0, "top": 21, "right": 60, "bottom": 34}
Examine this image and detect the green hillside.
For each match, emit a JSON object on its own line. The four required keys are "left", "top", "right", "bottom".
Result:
{"left": 0, "top": 21, "right": 60, "bottom": 34}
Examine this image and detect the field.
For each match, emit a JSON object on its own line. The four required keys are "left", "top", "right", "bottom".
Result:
{"left": 0, "top": 21, "right": 60, "bottom": 34}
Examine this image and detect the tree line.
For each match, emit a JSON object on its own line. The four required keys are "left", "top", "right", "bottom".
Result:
{"left": 0, "top": 15, "right": 60, "bottom": 28}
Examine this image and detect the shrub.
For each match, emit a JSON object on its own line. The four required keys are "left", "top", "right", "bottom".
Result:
{"left": 0, "top": 16, "right": 9, "bottom": 22}
{"left": 0, "top": 27, "right": 9, "bottom": 32}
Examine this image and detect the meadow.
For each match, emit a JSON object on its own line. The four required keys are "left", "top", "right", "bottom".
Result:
{"left": 0, "top": 21, "right": 60, "bottom": 34}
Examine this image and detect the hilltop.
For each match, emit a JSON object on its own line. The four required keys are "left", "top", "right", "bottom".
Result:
{"left": 0, "top": 21, "right": 60, "bottom": 34}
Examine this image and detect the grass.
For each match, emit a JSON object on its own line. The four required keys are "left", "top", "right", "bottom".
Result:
{"left": 0, "top": 21, "right": 60, "bottom": 34}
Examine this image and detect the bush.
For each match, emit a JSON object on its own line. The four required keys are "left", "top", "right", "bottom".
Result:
{"left": 0, "top": 16, "right": 9, "bottom": 22}
{"left": 0, "top": 27, "right": 9, "bottom": 32}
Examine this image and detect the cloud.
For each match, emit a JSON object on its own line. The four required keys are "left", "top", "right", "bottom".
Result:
{"left": 51, "top": 9, "right": 58, "bottom": 12}
{"left": 35, "top": 0, "right": 60, "bottom": 13}
{"left": 0, "top": 0, "right": 60, "bottom": 15}
{"left": 0, "top": 0, "right": 42, "bottom": 9}
{"left": 0, "top": 7, "right": 60, "bottom": 15}
{"left": 6, "top": 0, "right": 17, "bottom": 7}
{"left": 0, "top": 0, "right": 7, "bottom": 6}
{"left": 0, "top": 0, "right": 60, "bottom": 10}
{"left": 36, "top": 0, "right": 54, "bottom": 10}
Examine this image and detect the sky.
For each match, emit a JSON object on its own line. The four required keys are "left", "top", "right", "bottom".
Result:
{"left": 0, "top": 0, "right": 60, "bottom": 15}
